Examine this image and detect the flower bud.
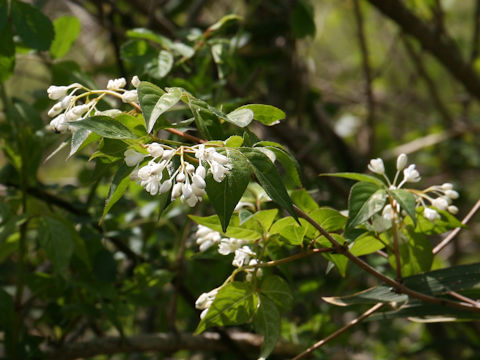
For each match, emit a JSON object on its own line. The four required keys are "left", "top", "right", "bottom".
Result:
{"left": 196, "top": 165, "right": 206, "bottom": 178}
{"left": 182, "top": 183, "right": 193, "bottom": 199}
{"left": 131, "top": 75, "right": 141, "bottom": 88}
{"left": 192, "top": 174, "right": 206, "bottom": 189}
{"left": 424, "top": 207, "right": 440, "bottom": 221}
{"left": 107, "top": 77, "right": 127, "bottom": 91}
{"left": 448, "top": 205, "right": 459, "bottom": 214}
{"left": 48, "top": 102, "right": 64, "bottom": 117}
{"left": 367, "top": 158, "right": 385, "bottom": 175}
{"left": 185, "top": 163, "right": 195, "bottom": 173}
{"left": 403, "top": 164, "right": 421, "bottom": 183}
{"left": 442, "top": 183, "right": 453, "bottom": 191}
{"left": 172, "top": 183, "right": 182, "bottom": 199}
{"left": 396, "top": 153, "right": 408, "bottom": 171}
{"left": 159, "top": 179, "right": 173, "bottom": 194}
{"left": 176, "top": 172, "right": 186, "bottom": 182}
{"left": 147, "top": 143, "right": 164, "bottom": 158}
{"left": 445, "top": 190, "right": 459, "bottom": 199}
{"left": 47, "top": 85, "right": 69, "bottom": 100}
{"left": 432, "top": 197, "right": 449, "bottom": 211}
{"left": 124, "top": 149, "right": 145, "bottom": 167}
{"left": 121, "top": 90, "right": 138, "bottom": 103}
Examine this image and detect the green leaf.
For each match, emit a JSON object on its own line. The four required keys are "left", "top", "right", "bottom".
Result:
{"left": 309, "top": 207, "right": 347, "bottom": 232}
{"left": 207, "top": 14, "right": 242, "bottom": 32}
{"left": 195, "top": 282, "right": 258, "bottom": 334}
{"left": 323, "top": 286, "right": 408, "bottom": 306}
{"left": 146, "top": 87, "right": 182, "bottom": 133}
{"left": 11, "top": 0, "right": 54, "bottom": 51}
{"left": 38, "top": 216, "right": 75, "bottom": 274}
{"left": 240, "top": 148, "right": 297, "bottom": 221}
{"left": 102, "top": 164, "right": 133, "bottom": 221}
{"left": 126, "top": 28, "right": 172, "bottom": 48}
{"left": 290, "top": 0, "right": 316, "bottom": 38}
{"left": 321, "top": 172, "right": 385, "bottom": 186}
{"left": 0, "top": 23, "right": 15, "bottom": 83}
{"left": 226, "top": 108, "right": 254, "bottom": 127}
{"left": 0, "top": 1, "right": 8, "bottom": 33}
{"left": 205, "top": 149, "right": 250, "bottom": 232}
{"left": 243, "top": 209, "right": 278, "bottom": 233}
{"left": 189, "top": 214, "right": 262, "bottom": 240}
{"left": 291, "top": 189, "right": 319, "bottom": 213}
{"left": 347, "top": 182, "right": 385, "bottom": 229}
{"left": 70, "top": 116, "right": 138, "bottom": 139}
{"left": 260, "top": 275, "right": 293, "bottom": 310}
{"left": 49, "top": 16, "right": 81, "bottom": 59}
{"left": 350, "top": 233, "right": 386, "bottom": 256}
{"left": 189, "top": 100, "right": 224, "bottom": 140}
{"left": 137, "top": 81, "right": 165, "bottom": 125}
{"left": 254, "top": 295, "right": 281, "bottom": 360}
{"left": 270, "top": 217, "right": 308, "bottom": 245}
{"left": 170, "top": 42, "right": 194, "bottom": 58}
{"left": 69, "top": 128, "right": 92, "bottom": 157}
{"left": 225, "top": 135, "right": 243, "bottom": 148}
{"left": 158, "top": 50, "right": 173, "bottom": 78}
{"left": 407, "top": 207, "right": 463, "bottom": 235}
{"left": 236, "top": 104, "right": 286, "bottom": 126}
{"left": 388, "top": 189, "right": 417, "bottom": 226}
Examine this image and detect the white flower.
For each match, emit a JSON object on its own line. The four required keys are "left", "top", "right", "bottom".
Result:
{"left": 159, "top": 179, "right": 173, "bottom": 194}
{"left": 448, "top": 205, "right": 458, "bottom": 214}
{"left": 445, "top": 190, "right": 459, "bottom": 199}
{"left": 211, "top": 162, "right": 229, "bottom": 182}
{"left": 48, "top": 102, "right": 64, "bottom": 117}
{"left": 368, "top": 158, "right": 385, "bottom": 175}
{"left": 107, "top": 77, "right": 127, "bottom": 91}
{"left": 121, "top": 90, "right": 138, "bottom": 103}
{"left": 196, "top": 165, "right": 206, "bottom": 178}
{"left": 403, "top": 164, "right": 421, "bottom": 183}
{"left": 424, "top": 207, "right": 440, "bottom": 221}
{"left": 195, "top": 225, "right": 222, "bottom": 251}
{"left": 396, "top": 153, "right": 408, "bottom": 171}
{"left": 232, "top": 246, "right": 256, "bottom": 267}
{"left": 171, "top": 183, "right": 183, "bottom": 199}
{"left": 124, "top": 149, "right": 145, "bottom": 167}
{"left": 192, "top": 174, "right": 206, "bottom": 189}
{"left": 382, "top": 204, "right": 393, "bottom": 221}
{"left": 49, "top": 114, "right": 68, "bottom": 132}
{"left": 47, "top": 85, "right": 69, "bottom": 100}
{"left": 146, "top": 143, "right": 164, "bottom": 158}
{"left": 218, "top": 238, "right": 245, "bottom": 255}
{"left": 131, "top": 75, "right": 141, "bottom": 88}
{"left": 432, "top": 197, "right": 449, "bottom": 211}
{"left": 195, "top": 288, "right": 219, "bottom": 310}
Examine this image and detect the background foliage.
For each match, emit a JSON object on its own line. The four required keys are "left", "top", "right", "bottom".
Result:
{"left": 1, "top": 0, "right": 480, "bottom": 359}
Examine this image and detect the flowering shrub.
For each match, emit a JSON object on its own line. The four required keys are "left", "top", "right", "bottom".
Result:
{"left": 2, "top": 2, "right": 480, "bottom": 360}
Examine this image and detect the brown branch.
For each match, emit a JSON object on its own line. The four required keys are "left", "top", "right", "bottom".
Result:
{"left": 447, "top": 291, "right": 480, "bottom": 308}
{"left": 433, "top": 199, "right": 480, "bottom": 254}
{"left": 402, "top": 37, "right": 454, "bottom": 128}
{"left": 353, "top": 0, "right": 376, "bottom": 156}
{"left": 293, "top": 205, "right": 480, "bottom": 314}
{"left": 366, "top": 0, "right": 480, "bottom": 101}
{"left": 44, "top": 331, "right": 301, "bottom": 360}
{"left": 292, "top": 303, "right": 384, "bottom": 360}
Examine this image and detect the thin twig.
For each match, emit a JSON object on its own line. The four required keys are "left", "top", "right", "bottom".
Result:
{"left": 292, "top": 303, "right": 384, "bottom": 360}
{"left": 294, "top": 205, "right": 480, "bottom": 314}
{"left": 447, "top": 291, "right": 480, "bottom": 308}
{"left": 433, "top": 199, "right": 480, "bottom": 254}
{"left": 353, "top": 0, "right": 376, "bottom": 156}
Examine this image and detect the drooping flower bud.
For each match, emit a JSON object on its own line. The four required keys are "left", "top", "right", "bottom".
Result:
{"left": 367, "top": 158, "right": 385, "bottom": 175}
{"left": 445, "top": 190, "right": 459, "bottom": 199}
{"left": 403, "top": 164, "right": 421, "bottom": 183}
{"left": 432, "top": 197, "right": 449, "bottom": 211}
{"left": 448, "top": 205, "right": 459, "bottom": 214}
{"left": 147, "top": 142, "right": 164, "bottom": 158}
{"left": 107, "top": 77, "right": 127, "bottom": 91}
{"left": 131, "top": 75, "right": 141, "bottom": 88}
{"left": 124, "top": 149, "right": 145, "bottom": 167}
{"left": 47, "top": 85, "right": 69, "bottom": 100}
{"left": 121, "top": 90, "right": 138, "bottom": 103}
{"left": 424, "top": 207, "right": 440, "bottom": 221}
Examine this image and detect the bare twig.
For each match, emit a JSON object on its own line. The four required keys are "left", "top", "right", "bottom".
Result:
{"left": 44, "top": 331, "right": 301, "bottom": 360}
{"left": 294, "top": 205, "right": 480, "bottom": 314}
{"left": 447, "top": 291, "right": 480, "bottom": 307}
{"left": 433, "top": 199, "right": 480, "bottom": 254}
{"left": 366, "top": 0, "right": 480, "bottom": 101}
{"left": 353, "top": 0, "right": 376, "bottom": 156}
{"left": 292, "top": 303, "right": 384, "bottom": 360}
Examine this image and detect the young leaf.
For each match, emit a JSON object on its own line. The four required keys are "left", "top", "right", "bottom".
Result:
{"left": 126, "top": 28, "right": 173, "bottom": 47}
{"left": 70, "top": 116, "right": 138, "bottom": 139}
{"left": 350, "top": 233, "right": 386, "bottom": 256}
{"left": 347, "top": 182, "right": 384, "bottom": 229}
{"left": 195, "top": 282, "right": 258, "bottom": 334}
{"left": 205, "top": 149, "right": 250, "bottom": 232}
{"left": 11, "top": 0, "right": 54, "bottom": 50}
{"left": 137, "top": 81, "right": 165, "bottom": 128}
{"left": 270, "top": 217, "right": 308, "bottom": 245}
{"left": 158, "top": 50, "right": 174, "bottom": 78}
{"left": 240, "top": 148, "right": 297, "bottom": 221}
{"left": 291, "top": 189, "right": 319, "bottom": 213}
{"left": 102, "top": 164, "right": 133, "bottom": 221}
{"left": 148, "top": 87, "right": 182, "bottom": 133}
{"left": 225, "top": 135, "right": 243, "bottom": 148}
{"left": 388, "top": 188, "right": 417, "bottom": 226}
{"left": 50, "top": 16, "right": 81, "bottom": 59}
{"left": 236, "top": 104, "right": 286, "bottom": 126}
{"left": 242, "top": 209, "right": 279, "bottom": 233}
{"left": 309, "top": 207, "right": 347, "bottom": 232}
{"left": 253, "top": 295, "right": 281, "bottom": 360}
{"left": 69, "top": 128, "right": 91, "bottom": 157}
{"left": 226, "top": 108, "right": 254, "bottom": 127}
{"left": 207, "top": 14, "right": 242, "bottom": 33}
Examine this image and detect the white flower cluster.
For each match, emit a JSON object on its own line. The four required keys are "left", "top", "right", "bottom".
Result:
{"left": 125, "top": 143, "right": 231, "bottom": 207}
{"left": 194, "top": 224, "right": 263, "bottom": 319}
{"left": 368, "top": 153, "right": 459, "bottom": 222}
{"left": 47, "top": 76, "right": 140, "bottom": 133}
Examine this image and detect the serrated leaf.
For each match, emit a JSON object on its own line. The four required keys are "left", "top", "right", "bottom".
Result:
{"left": 50, "top": 16, "right": 81, "bottom": 59}
{"left": 347, "top": 182, "right": 385, "bottom": 229}
{"left": 205, "top": 149, "right": 250, "bottom": 232}
{"left": 226, "top": 108, "right": 254, "bottom": 127}
{"left": 158, "top": 50, "right": 173, "bottom": 78}
{"left": 11, "top": 0, "right": 54, "bottom": 51}
{"left": 102, "top": 164, "right": 132, "bottom": 221}
{"left": 388, "top": 189, "right": 417, "bottom": 226}
{"left": 260, "top": 275, "right": 293, "bottom": 310}
{"left": 195, "top": 282, "right": 258, "bottom": 334}
{"left": 254, "top": 295, "right": 281, "bottom": 360}
{"left": 237, "top": 104, "right": 286, "bottom": 126}
{"left": 240, "top": 148, "right": 297, "bottom": 221}
{"left": 321, "top": 172, "right": 385, "bottom": 186}
{"left": 69, "top": 116, "right": 138, "bottom": 139}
